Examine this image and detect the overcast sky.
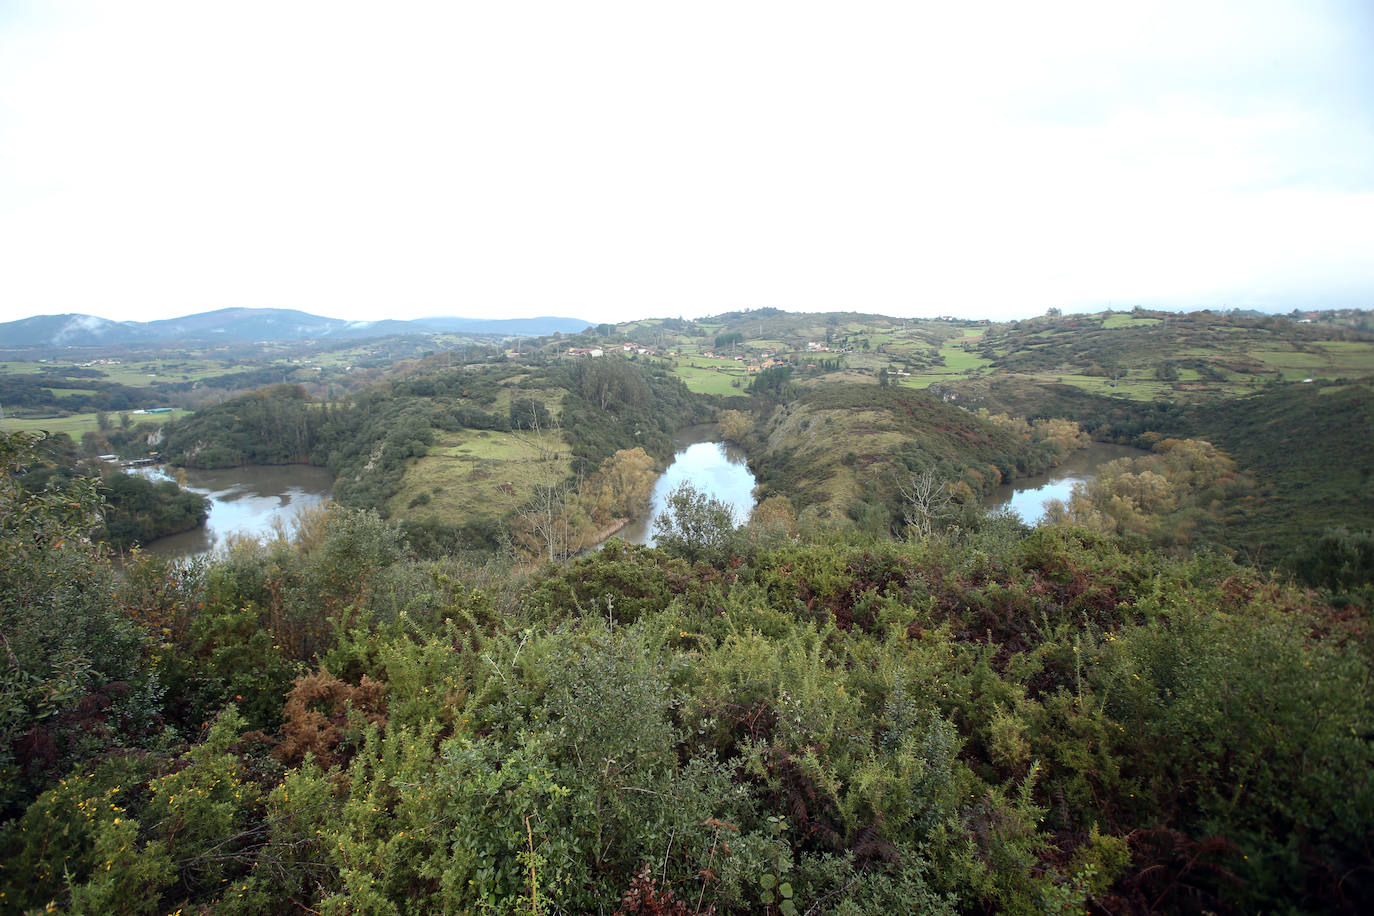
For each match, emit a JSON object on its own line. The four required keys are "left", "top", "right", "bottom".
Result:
{"left": 1, "top": 1, "right": 1371, "bottom": 325}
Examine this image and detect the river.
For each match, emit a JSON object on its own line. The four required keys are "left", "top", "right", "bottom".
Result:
{"left": 619, "top": 425, "right": 757, "bottom": 546}
{"left": 136, "top": 435, "right": 1116, "bottom": 560}
{"left": 616, "top": 434, "right": 1136, "bottom": 544}
{"left": 984, "top": 442, "right": 1146, "bottom": 524}
{"left": 138, "top": 464, "right": 335, "bottom": 559}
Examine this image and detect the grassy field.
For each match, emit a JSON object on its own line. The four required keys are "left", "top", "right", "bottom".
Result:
{"left": 94, "top": 360, "right": 242, "bottom": 386}
{"left": 894, "top": 330, "right": 995, "bottom": 388}
{"left": 1101, "top": 313, "right": 1162, "bottom": 329}
{"left": 0, "top": 361, "right": 44, "bottom": 375}
{"left": 670, "top": 364, "right": 748, "bottom": 395}
{"left": 1048, "top": 374, "right": 1178, "bottom": 400}
{"left": 1, "top": 410, "right": 193, "bottom": 438}
{"left": 1246, "top": 341, "right": 1374, "bottom": 379}
{"left": 958, "top": 310, "right": 1374, "bottom": 401}
{"left": 939, "top": 340, "right": 994, "bottom": 372}
{"left": 389, "top": 429, "right": 573, "bottom": 525}
{"left": 0, "top": 357, "right": 242, "bottom": 388}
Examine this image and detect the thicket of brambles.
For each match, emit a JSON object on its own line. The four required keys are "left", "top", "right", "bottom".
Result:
{"left": 2, "top": 428, "right": 1370, "bottom": 915}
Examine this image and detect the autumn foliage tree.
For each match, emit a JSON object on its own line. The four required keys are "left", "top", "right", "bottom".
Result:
{"left": 582, "top": 447, "right": 657, "bottom": 527}
{"left": 1044, "top": 438, "right": 1255, "bottom": 548}
{"left": 717, "top": 409, "right": 751, "bottom": 443}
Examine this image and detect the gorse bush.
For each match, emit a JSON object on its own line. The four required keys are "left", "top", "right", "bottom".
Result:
{"left": 1, "top": 430, "right": 1370, "bottom": 914}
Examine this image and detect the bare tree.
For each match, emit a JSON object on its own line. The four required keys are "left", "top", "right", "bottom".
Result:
{"left": 895, "top": 468, "right": 955, "bottom": 540}
{"left": 516, "top": 483, "right": 569, "bottom": 562}
{"left": 508, "top": 399, "right": 559, "bottom": 463}
{"left": 514, "top": 477, "right": 594, "bottom": 562}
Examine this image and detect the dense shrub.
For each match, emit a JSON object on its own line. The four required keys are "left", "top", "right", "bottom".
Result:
{"left": 2, "top": 429, "right": 1370, "bottom": 913}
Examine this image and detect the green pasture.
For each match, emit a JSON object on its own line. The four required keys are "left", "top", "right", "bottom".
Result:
{"left": 1248, "top": 349, "right": 1330, "bottom": 371}
{"left": 90, "top": 360, "right": 230, "bottom": 386}
{"left": 1, "top": 409, "right": 192, "bottom": 438}
{"left": 481, "top": 378, "right": 565, "bottom": 418}
{"left": 1, "top": 414, "right": 105, "bottom": 438}
{"left": 671, "top": 365, "right": 748, "bottom": 395}
{"left": 899, "top": 373, "right": 958, "bottom": 389}
{"left": 879, "top": 337, "right": 932, "bottom": 355}
{"left": 390, "top": 429, "right": 573, "bottom": 524}
{"left": 0, "top": 361, "right": 44, "bottom": 375}
{"left": 1237, "top": 342, "right": 1374, "bottom": 380}
{"left": 1101, "top": 313, "right": 1162, "bottom": 329}
{"left": 1049, "top": 374, "right": 1180, "bottom": 400}
{"left": 937, "top": 341, "right": 994, "bottom": 372}
{"left": 683, "top": 355, "right": 748, "bottom": 368}
{"left": 1316, "top": 339, "right": 1374, "bottom": 356}
{"left": 1302, "top": 341, "right": 1374, "bottom": 377}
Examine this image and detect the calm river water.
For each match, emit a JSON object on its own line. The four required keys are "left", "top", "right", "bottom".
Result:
{"left": 984, "top": 443, "right": 1145, "bottom": 524}
{"left": 139, "top": 465, "right": 335, "bottom": 559}
{"left": 620, "top": 425, "right": 757, "bottom": 546}
{"left": 137, "top": 437, "right": 1129, "bottom": 560}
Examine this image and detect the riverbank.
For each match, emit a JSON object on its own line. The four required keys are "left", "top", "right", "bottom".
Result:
{"left": 618, "top": 425, "right": 757, "bottom": 546}
{"left": 137, "top": 464, "right": 335, "bottom": 560}
{"left": 983, "top": 442, "right": 1147, "bottom": 523}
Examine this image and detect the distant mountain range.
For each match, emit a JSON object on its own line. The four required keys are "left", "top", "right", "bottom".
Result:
{"left": 0, "top": 308, "right": 593, "bottom": 348}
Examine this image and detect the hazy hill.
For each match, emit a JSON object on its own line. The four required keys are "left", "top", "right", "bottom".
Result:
{"left": 0, "top": 313, "right": 156, "bottom": 347}
{"left": 0, "top": 308, "right": 592, "bottom": 347}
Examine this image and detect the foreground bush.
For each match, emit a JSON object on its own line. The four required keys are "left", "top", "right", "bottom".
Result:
{"left": 1, "top": 432, "right": 1369, "bottom": 914}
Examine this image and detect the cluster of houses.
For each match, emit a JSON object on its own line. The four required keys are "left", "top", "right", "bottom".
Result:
{"left": 565, "top": 337, "right": 889, "bottom": 376}
{"left": 565, "top": 343, "right": 657, "bottom": 358}
{"left": 695, "top": 353, "right": 795, "bottom": 373}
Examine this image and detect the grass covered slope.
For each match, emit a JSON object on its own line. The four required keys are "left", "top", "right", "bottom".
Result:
{"left": 608, "top": 307, "right": 1373, "bottom": 403}
{"left": 387, "top": 428, "right": 572, "bottom": 527}
{"left": 749, "top": 385, "right": 1082, "bottom": 532}
{"left": 972, "top": 309, "right": 1374, "bottom": 399}
{"left": 1183, "top": 380, "right": 1374, "bottom": 556}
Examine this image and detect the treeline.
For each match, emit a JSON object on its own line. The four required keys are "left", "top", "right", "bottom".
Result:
{"left": 1, "top": 430, "right": 1369, "bottom": 914}
{"left": 1044, "top": 437, "right": 1258, "bottom": 553}
{"left": 161, "top": 384, "right": 324, "bottom": 467}
{"left": 558, "top": 357, "right": 712, "bottom": 472}
{"left": 0, "top": 374, "right": 147, "bottom": 415}
{"left": 3, "top": 433, "right": 207, "bottom": 550}
{"left": 149, "top": 364, "right": 317, "bottom": 395}
{"left": 98, "top": 471, "right": 209, "bottom": 549}
{"left": 947, "top": 377, "right": 1374, "bottom": 565}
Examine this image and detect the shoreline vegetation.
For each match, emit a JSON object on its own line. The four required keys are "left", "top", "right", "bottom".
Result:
{"left": 2, "top": 306, "right": 1371, "bottom": 913}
